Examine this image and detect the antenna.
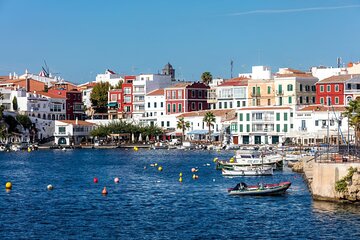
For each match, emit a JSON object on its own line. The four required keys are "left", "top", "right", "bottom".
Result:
{"left": 230, "top": 60, "right": 233, "bottom": 79}
{"left": 337, "top": 57, "right": 342, "bottom": 68}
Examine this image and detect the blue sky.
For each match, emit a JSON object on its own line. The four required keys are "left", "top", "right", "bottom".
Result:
{"left": 0, "top": 0, "right": 359, "bottom": 84}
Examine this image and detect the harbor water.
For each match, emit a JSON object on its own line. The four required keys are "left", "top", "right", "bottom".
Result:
{"left": 1, "top": 149, "right": 360, "bottom": 239}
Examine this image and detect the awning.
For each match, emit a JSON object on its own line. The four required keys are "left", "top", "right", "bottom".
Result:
{"left": 165, "top": 131, "right": 182, "bottom": 136}
{"left": 187, "top": 130, "right": 208, "bottom": 135}
{"left": 211, "top": 132, "right": 220, "bottom": 137}
{"left": 107, "top": 102, "right": 118, "bottom": 107}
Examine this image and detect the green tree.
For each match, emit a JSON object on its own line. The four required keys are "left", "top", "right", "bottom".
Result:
{"left": 16, "top": 114, "right": 32, "bottom": 129}
{"left": 90, "top": 82, "right": 110, "bottom": 113}
{"left": 343, "top": 99, "right": 360, "bottom": 145}
{"left": 203, "top": 111, "right": 216, "bottom": 143}
{"left": 12, "top": 96, "right": 18, "bottom": 111}
{"left": 176, "top": 117, "right": 190, "bottom": 143}
{"left": 114, "top": 80, "right": 123, "bottom": 90}
{"left": 201, "top": 72, "right": 213, "bottom": 85}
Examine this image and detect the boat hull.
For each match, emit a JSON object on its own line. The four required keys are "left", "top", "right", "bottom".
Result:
{"left": 222, "top": 167, "right": 273, "bottom": 176}
{"left": 228, "top": 182, "right": 291, "bottom": 196}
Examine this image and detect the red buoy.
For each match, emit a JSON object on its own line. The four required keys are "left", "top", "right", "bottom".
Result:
{"left": 93, "top": 177, "right": 98, "bottom": 183}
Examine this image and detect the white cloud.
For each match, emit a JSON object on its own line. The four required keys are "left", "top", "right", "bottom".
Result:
{"left": 228, "top": 5, "right": 360, "bottom": 16}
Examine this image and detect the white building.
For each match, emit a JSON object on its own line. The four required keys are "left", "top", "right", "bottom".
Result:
{"left": 95, "top": 69, "right": 123, "bottom": 87}
{"left": 54, "top": 120, "right": 97, "bottom": 146}
{"left": 239, "top": 65, "right": 272, "bottom": 80}
{"left": 230, "top": 106, "right": 293, "bottom": 145}
{"left": 132, "top": 74, "right": 173, "bottom": 120}
{"left": 208, "top": 78, "right": 248, "bottom": 110}
{"left": 143, "top": 89, "right": 166, "bottom": 126}
{"left": 293, "top": 105, "right": 351, "bottom": 145}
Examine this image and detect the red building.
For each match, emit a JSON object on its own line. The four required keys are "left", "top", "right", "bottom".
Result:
{"left": 315, "top": 74, "right": 360, "bottom": 106}
{"left": 108, "top": 89, "right": 123, "bottom": 120}
{"left": 165, "top": 82, "right": 209, "bottom": 115}
{"left": 122, "top": 76, "right": 135, "bottom": 119}
{"left": 47, "top": 89, "right": 84, "bottom": 120}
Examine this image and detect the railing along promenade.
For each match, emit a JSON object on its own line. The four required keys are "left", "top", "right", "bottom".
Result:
{"left": 314, "top": 145, "right": 360, "bottom": 163}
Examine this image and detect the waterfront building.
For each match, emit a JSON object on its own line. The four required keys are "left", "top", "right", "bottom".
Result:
{"left": 122, "top": 76, "right": 135, "bottom": 120}
{"left": 132, "top": 72, "right": 174, "bottom": 120}
{"left": 95, "top": 69, "right": 123, "bottom": 87}
{"left": 316, "top": 74, "right": 360, "bottom": 106}
{"left": 77, "top": 81, "right": 96, "bottom": 116}
{"left": 46, "top": 89, "right": 84, "bottom": 120}
{"left": 274, "top": 68, "right": 318, "bottom": 108}
{"left": 143, "top": 88, "right": 165, "bottom": 126}
{"left": 208, "top": 77, "right": 248, "bottom": 110}
{"left": 230, "top": 106, "right": 293, "bottom": 145}
{"left": 165, "top": 82, "right": 209, "bottom": 114}
{"left": 247, "top": 78, "right": 275, "bottom": 107}
{"left": 107, "top": 88, "right": 123, "bottom": 120}
{"left": 54, "top": 119, "right": 97, "bottom": 146}
{"left": 177, "top": 109, "right": 236, "bottom": 142}
{"left": 293, "top": 105, "right": 350, "bottom": 145}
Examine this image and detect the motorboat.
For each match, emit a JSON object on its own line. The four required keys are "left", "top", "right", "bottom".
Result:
{"left": 221, "top": 165, "right": 273, "bottom": 176}
{"left": 227, "top": 181, "right": 291, "bottom": 196}
{"left": 216, "top": 151, "right": 283, "bottom": 170}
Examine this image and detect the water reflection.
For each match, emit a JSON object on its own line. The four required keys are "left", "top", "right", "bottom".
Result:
{"left": 313, "top": 200, "right": 360, "bottom": 215}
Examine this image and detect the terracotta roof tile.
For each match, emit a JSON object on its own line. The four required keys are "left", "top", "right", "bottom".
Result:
{"left": 298, "top": 105, "right": 346, "bottom": 112}
{"left": 317, "top": 74, "right": 360, "bottom": 84}
{"left": 219, "top": 77, "right": 249, "bottom": 87}
{"left": 38, "top": 91, "right": 66, "bottom": 99}
{"left": 57, "top": 120, "right": 96, "bottom": 126}
{"left": 147, "top": 88, "right": 164, "bottom": 96}
{"left": 177, "top": 109, "right": 235, "bottom": 118}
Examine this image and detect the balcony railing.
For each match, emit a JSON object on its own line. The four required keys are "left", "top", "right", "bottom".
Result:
{"left": 250, "top": 92, "right": 261, "bottom": 97}
{"left": 252, "top": 117, "right": 274, "bottom": 122}
{"left": 276, "top": 90, "right": 284, "bottom": 96}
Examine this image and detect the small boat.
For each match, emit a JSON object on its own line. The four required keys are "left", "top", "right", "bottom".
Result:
{"left": 228, "top": 181, "right": 291, "bottom": 196}
{"left": 222, "top": 166, "right": 273, "bottom": 176}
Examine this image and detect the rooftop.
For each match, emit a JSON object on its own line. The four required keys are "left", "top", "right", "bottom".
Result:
{"left": 298, "top": 105, "right": 346, "bottom": 112}
{"left": 147, "top": 88, "right": 164, "bottom": 96}
{"left": 317, "top": 74, "right": 360, "bottom": 84}
{"left": 57, "top": 120, "right": 96, "bottom": 126}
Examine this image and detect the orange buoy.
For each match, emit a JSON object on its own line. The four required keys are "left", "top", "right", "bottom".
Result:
{"left": 102, "top": 187, "right": 108, "bottom": 195}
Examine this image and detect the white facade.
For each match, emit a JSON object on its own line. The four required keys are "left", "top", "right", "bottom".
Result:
{"left": 238, "top": 65, "right": 272, "bottom": 80}
{"left": 293, "top": 107, "right": 351, "bottom": 145}
{"left": 142, "top": 90, "right": 165, "bottom": 126}
{"left": 54, "top": 120, "right": 97, "bottom": 146}
{"left": 311, "top": 66, "right": 345, "bottom": 81}
{"left": 0, "top": 88, "right": 26, "bottom": 111}
{"left": 230, "top": 107, "right": 293, "bottom": 145}
{"left": 95, "top": 70, "right": 124, "bottom": 87}
{"left": 132, "top": 74, "right": 173, "bottom": 120}
{"left": 208, "top": 83, "right": 248, "bottom": 110}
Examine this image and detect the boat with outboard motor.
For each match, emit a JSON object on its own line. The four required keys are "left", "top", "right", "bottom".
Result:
{"left": 221, "top": 165, "right": 273, "bottom": 176}
{"left": 227, "top": 181, "right": 291, "bottom": 196}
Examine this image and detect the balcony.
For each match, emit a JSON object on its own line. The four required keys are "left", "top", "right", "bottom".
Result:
{"left": 276, "top": 90, "right": 284, "bottom": 96}
{"left": 250, "top": 92, "right": 261, "bottom": 97}
{"left": 54, "top": 131, "right": 70, "bottom": 137}
{"left": 252, "top": 117, "right": 274, "bottom": 122}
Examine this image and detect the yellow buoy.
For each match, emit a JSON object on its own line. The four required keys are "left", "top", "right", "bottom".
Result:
{"left": 179, "top": 172, "right": 183, "bottom": 177}
{"left": 213, "top": 157, "right": 218, "bottom": 162}
{"left": 27, "top": 147, "right": 31, "bottom": 152}
{"left": 134, "top": 146, "right": 138, "bottom": 151}
{"left": 192, "top": 174, "right": 196, "bottom": 179}
{"left": 5, "top": 182, "right": 12, "bottom": 190}
{"left": 158, "top": 166, "right": 163, "bottom": 171}
{"left": 230, "top": 157, "right": 235, "bottom": 163}
{"left": 179, "top": 177, "right": 183, "bottom": 182}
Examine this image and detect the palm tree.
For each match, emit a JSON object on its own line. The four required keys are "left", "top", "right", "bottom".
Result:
{"left": 203, "top": 112, "right": 216, "bottom": 143}
{"left": 201, "top": 72, "right": 213, "bottom": 85}
{"left": 343, "top": 99, "right": 360, "bottom": 145}
{"left": 177, "top": 117, "right": 190, "bottom": 143}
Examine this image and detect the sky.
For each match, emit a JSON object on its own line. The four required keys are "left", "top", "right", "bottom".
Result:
{"left": 0, "top": 0, "right": 360, "bottom": 84}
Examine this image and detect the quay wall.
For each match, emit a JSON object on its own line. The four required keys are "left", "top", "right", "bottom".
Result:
{"left": 311, "top": 162, "right": 360, "bottom": 201}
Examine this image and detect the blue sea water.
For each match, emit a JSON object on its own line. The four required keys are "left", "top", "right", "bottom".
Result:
{"left": 0, "top": 149, "right": 360, "bottom": 239}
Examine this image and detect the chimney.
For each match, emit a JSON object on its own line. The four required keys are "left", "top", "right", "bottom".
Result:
{"left": 76, "top": 117, "right": 78, "bottom": 125}
{"left": 9, "top": 72, "right": 12, "bottom": 79}
{"left": 26, "top": 77, "right": 30, "bottom": 92}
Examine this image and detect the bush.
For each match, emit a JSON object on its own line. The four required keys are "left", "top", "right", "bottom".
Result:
{"left": 335, "top": 167, "right": 358, "bottom": 193}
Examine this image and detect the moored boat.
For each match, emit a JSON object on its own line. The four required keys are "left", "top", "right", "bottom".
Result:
{"left": 227, "top": 181, "right": 291, "bottom": 196}
{"left": 222, "top": 165, "right": 273, "bottom": 176}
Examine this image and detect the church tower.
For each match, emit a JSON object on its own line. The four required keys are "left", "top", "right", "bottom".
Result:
{"left": 162, "top": 62, "right": 175, "bottom": 81}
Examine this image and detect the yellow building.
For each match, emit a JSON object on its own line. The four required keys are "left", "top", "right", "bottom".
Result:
{"left": 247, "top": 79, "right": 276, "bottom": 107}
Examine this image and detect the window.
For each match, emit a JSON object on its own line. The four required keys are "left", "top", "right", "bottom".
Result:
{"left": 191, "top": 90, "right": 195, "bottom": 97}
{"left": 276, "top": 124, "right": 280, "bottom": 132}
{"left": 246, "top": 113, "right": 250, "bottom": 121}
{"left": 284, "top": 113, "right": 288, "bottom": 121}
{"left": 239, "top": 113, "right": 243, "bottom": 121}
{"left": 124, "top": 96, "right": 131, "bottom": 103}
{"left": 320, "top": 97, "right": 324, "bottom": 104}
{"left": 161, "top": 102, "right": 163, "bottom": 108}
{"left": 290, "top": 124, "right": 293, "bottom": 129}
{"left": 268, "top": 99, "right": 271, "bottom": 106}
{"left": 173, "top": 104, "right": 176, "bottom": 112}
{"left": 219, "top": 102, "right": 222, "bottom": 109}
{"left": 305, "top": 85, "right": 310, "bottom": 92}
{"left": 178, "top": 90, "right": 182, "bottom": 99}
{"left": 191, "top": 102, "right": 195, "bottom": 110}
{"left": 335, "top": 85, "right": 339, "bottom": 92}
{"left": 154, "top": 102, "right": 157, "bottom": 108}
{"left": 167, "top": 104, "right": 170, "bottom": 112}
{"left": 242, "top": 101, "right": 246, "bottom": 107}
{"left": 167, "top": 91, "right": 171, "bottom": 99}
{"left": 224, "top": 102, "right": 227, "bottom": 109}
{"left": 148, "top": 102, "right": 150, "bottom": 108}
{"left": 229, "top": 102, "right": 232, "bottom": 109}
{"left": 315, "top": 120, "right": 319, "bottom": 126}
{"left": 299, "top": 84, "right": 303, "bottom": 92}
{"left": 239, "top": 124, "right": 243, "bottom": 132}
{"left": 237, "top": 101, "right": 240, "bottom": 107}
{"left": 110, "top": 94, "right": 117, "bottom": 102}
{"left": 267, "top": 86, "right": 271, "bottom": 94}
{"left": 246, "top": 124, "right": 250, "bottom": 132}
{"left": 312, "top": 97, "right": 316, "bottom": 103}
{"left": 288, "top": 96, "right": 292, "bottom": 104}
{"left": 199, "top": 90, "right": 202, "bottom": 98}
{"left": 276, "top": 113, "right": 280, "bottom": 121}
{"left": 320, "top": 85, "right": 324, "bottom": 92}
{"left": 167, "top": 121, "right": 170, "bottom": 127}
{"left": 172, "top": 91, "right": 176, "bottom": 99}
{"left": 287, "top": 84, "right": 293, "bottom": 91}
{"left": 58, "top": 127, "right": 66, "bottom": 133}
{"left": 284, "top": 124, "right": 288, "bottom": 132}
{"left": 306, "top": 96, "right": 309, "bottom": 103}
{"left": 311, "top": 86, "right": 316, "bottom": 92}
{"left": 179, "top": 104, "right": 182, "bottom": 112}
{"left": 124, "top": 87, "right": 131, "bottom": 94}
{"left": 335, "top": 97, "right": 339, "bottom": 104}
{"left": 327, "top": 85, "right": 331, "bottom": 92}
{"left": 198, "top": 103, "right": 202, "bottom": 110}
{"left": 290, "top": 112, "right": 293, "bottom": 117}
{"left": 299, "top": 96, "right": 303, "bottom": 104}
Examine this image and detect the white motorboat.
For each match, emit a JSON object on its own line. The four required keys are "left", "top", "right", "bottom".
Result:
{"left": 222, "top": 165, "right": 273, "bottom": 176}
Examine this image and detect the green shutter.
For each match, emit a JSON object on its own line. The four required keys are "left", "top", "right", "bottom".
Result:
{"left": 246, "top": 124, "right": 250, "bottom": 132}
{"left": 239, "top": 124, "right": 243, "bottom": 132}
{"left": 276, "top": 124, "right": 280, "bottom": 132}
{"left": 246, "top": 113, "right": 250, "bottom": 121}
{"left": 284, "top": 124, "right": 288, "bottom": 132}
{"left": 276, "top": 113, "right": 280, "bottom": 121}
{"left": 284, "top": 113, "right": 288, "bottom": 121}
{"left": 267, "top": 86, "right": 271, "bottom": 94}
{"left": 288, "top": 96, "right": 292, "bottom": 104}
{"left": 167, "top": 104, "right": 170, "bottom": 112}
{"left": 239, "top": 113, "right": 243, "bottom": 121}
